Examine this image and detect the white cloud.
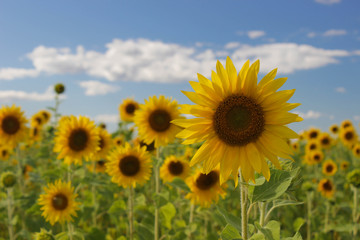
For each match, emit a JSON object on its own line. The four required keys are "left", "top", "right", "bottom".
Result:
{"left": 0, "top": 38, "right": 356, "bottom": 82}
{"left": 323, "top": 29, "right": 347, "bottom": 37}
{"left": 0, "top": 68, "right": 39, "bottom": 80}
{"left": 247, "top": 30, "right": 266, "bottom": 39}
{"left": 307, "top": 32, "right": 316, "bottom": 38}
{"left": 293, "top": 110, "right": 322, "bottom": 119}
{"left": 94, "top": 114, "right": 119, "bottom": 123}
{"left": 0, "top": 86, "right": 65, "bottom": 101}
{"left": 78, "top": 80, "right": 120, "bottom": 96}
{"left": 315, "top": 0, "right": 341, "bottom": 5}
{"left": 354, "top": 116, "right": 360, "bottom": 121}
{"left": 335, "top": 87, "right": 346, "bottom": 93}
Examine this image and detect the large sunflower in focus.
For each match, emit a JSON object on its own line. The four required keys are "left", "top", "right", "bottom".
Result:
{"left": 134, "top": 95, "right": 182, "bottom": 148}
{"left": 173, "top": 57, "right": 302, "bottom": 184}
{"left": 38, "top": 180, "right": 79, "bottom": 225}
{"left": 106, "top": 143, "right": 152, "bottom": 188}
{"left": 54, "top": 116, "right": 99, "bottom": 165}
{"left": 119, "top": 98, "right": 139, "bottom": 122}
{"left": 0, "top": 105, "right": 28, "bottom": 146}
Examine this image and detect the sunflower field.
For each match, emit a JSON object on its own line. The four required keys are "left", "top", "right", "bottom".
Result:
{"left": 0, "top": 58, "right": 359, "bottom": 240}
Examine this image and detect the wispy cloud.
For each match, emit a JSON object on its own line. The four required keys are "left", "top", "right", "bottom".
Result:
{"left": 335, "top": 87, "right": 346, "bottom": 93}
{"left": 94, "top": 114, "right": 119, "bottom": 123}
{"left": 0, "top": 86, "right": 65, "bottom": 101}
{"left": 0, "top": 38, "right": 356, "bottom": 82}
{"left": 247, "top": 30, "right": 266, "bottom": 39}
{"left": 354, "top": 116, "right": 360, "bottom": 121}
{"left": 78, "top": 80, "right": 120, "bottom": 96}
{"left": 293, "top": 110, "right": 322, "bottom": 119}
{"left": 323, "top": 29, "right": 347, "bottom": 37}
{"left": 315, "top": 0, "right": 341, "bottom": 5}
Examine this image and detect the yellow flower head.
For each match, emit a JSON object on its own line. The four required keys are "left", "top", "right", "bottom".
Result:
{"left": 322, "top": 159, "right": 338, "bottom": 176}
{"left": 0, "top": 105, "right": 28, "bottom": 146}
{"left": 91, "top": 127, "right": 113, "bottom": 161}
{"left": 305, "top": 139, "right": 320, "bottom": 153}
{"left": 134, "top": 95, "right": 182, "bottom": 148}
{"left": 329, "top": 124, "right": 339, "bottom": 134}
{"left": 30, "top": 126, "right": 42, "bottom": 142}
{"left": 38, "top": 110, "right": 51, "bottom": 124}
{"left": 54, "top": 116, "right": 99, "bottom": 165}
{"left": 160, "top": 155, "right": 190, "bottom": 183}
{"left": 319, "top": 133, "right": 332, "bottom": 149}
{"left": 173, "top": 57, "right": 302, "bottom": 184}
{"left": 113, "top": 135, "right": 125, "bottom": 147}
{"left": 0, "top": 145, "right": 13, "bottom": 161}
{"left": 307, "top": 128, "right": 321, "bottom": 140}
{"left": 310, "top": 150, "right": 324, "bottom": 164}
{"left": 31, "top": 113, "right": 45, "bottom": 127}
{"left": 38, "top": 180, "right": 79, "bottom": 225}
{"left": 119, "top": 98, "right": 139, "bottom": 122}
{"left": 341, "top": 120, "right": 353, "bottom": 130}
{"left": 339, "top": 127, "right": 357, "bottom": 146}
{"left": 185, "top": 168, "right": 227, "bottom": 208}
{"left": 291, "top": 142, "right": 300, "bottom": 153}
{"left": 340, "top": 161, "right": 350, "bottom": 170}
{"left": 318, "top": 179, "right": 335, "bottom": 198}
{"left": 106, "top": 143, "right": 152, "bottom": 188}
{"left": 353, "top": 143, "right": 360, "bottom": 158}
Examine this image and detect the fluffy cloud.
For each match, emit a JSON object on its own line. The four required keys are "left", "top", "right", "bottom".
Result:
{"left": 293, "top": 110, "right": 322, "bottom": 119}
{"left": 94, "top": 114, "right": 119, "bottom": 123}
{"left": 335, "top": 87, "right": 346, "bottom": 93}
{"left": 323, "top": 29, "right": 347, "bottom": 37}
{"left": 78, "top": 80, "right": 120, "bottom": 96}
{"left": 247, "top": 30, "right": 266, "bottom": 39}
{"left": 315, "top": 0, "right": 341, "bottom": 5}
{"left": 0, "top": 86, "right": 65, "bottom": 101}
{"left": 0, "top": 38, "right": 355, "bottom": 82}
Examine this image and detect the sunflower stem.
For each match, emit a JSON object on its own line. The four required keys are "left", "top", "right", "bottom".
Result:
{"left": 239, "top": 173, "right": 248, "bottom": 240}
{"left": 188, "top": 203, "right": 194, "bottom": 239}
{"left": 306, "top": 191, "right": 312, "bottom": 240}
{"left": 352, "top": 185, "right": 358, "bottom": 238}
{"left": 67, "top": 222, "right": 74, "bottom": 240}
{"left": 324, "top": 200, "right": 329, "bottom": 233}
{"left": 54, "top": 93, "right": 60, "bottom": 125}
{"left": 154, "top": 147, "right": 161, "bottom": 240}
{"left": 259, "top": 202, "right": 266, "bottom": 227}
{"left": 6, "top": 188, "right": 15, "bottom": 240}
{"left": 67, "top": 164, "right": 72, "bottom": 183}
{"left": 92, "top": 162, "right": 97, "bottom": 227}
{"left": 15, "top": 147, "right": 24, "bottom": 194}
{"left": 128, "top": 186, "right": 134, "bottom": 240}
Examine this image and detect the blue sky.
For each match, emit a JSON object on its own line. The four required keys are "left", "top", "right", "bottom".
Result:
{"left": 0, "top": 0, "right": 359, "bottom": 133}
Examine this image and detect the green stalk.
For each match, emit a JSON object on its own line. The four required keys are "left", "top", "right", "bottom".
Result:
{"left": 259, "top": 202, "right": 266, "bottom": 227}
{"left": 154, "top": 147, "right": 161, "bottom": 240}
{"left": 7, "top": 188, "right": 14, "bottom": 240}
{"left": 239, "top": 173, "right": 248, "bottom": 240}
{"left": 188, "top": 203, "right": 195, "bottom": 239}
{"left": 92, "top": 162, "right": 97, "bottom": 227}
{"left": 306, "top": 191, "right": 312, "bottom": 240}
{"left": 352, "top": 186, "right": 358, "bottom": 238}
{"left": 128, "top": 186, "right": 134, "bottom": 240}
{"left": 67, "top": 222, "right": 74, "bottom": 240}
{"left": 15, "top": 147, "right": 24, "bottom": 194}
{"left": 324, "top": 201, "right": 329, "bottom": 233}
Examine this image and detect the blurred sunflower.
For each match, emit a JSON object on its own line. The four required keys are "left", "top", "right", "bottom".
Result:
{"left": 319, "top": 133, "right": 332, "bottom": 149}
{"left": 305, "top": 139, "right": 320, "bottom": 153}
{"left": 92, "top": 127, "right": 113, "bottom": 161}
{"left": 341, "top": 120, "right": 353, "bottom": 129}
{"left": 352, "top": 143, "right": 360, "bottom": 158}
{"left": 0, "top": 145, "right": 12, "bottom": 161}
{"left": 310, "top": 150, "right": 324, "bottom": 164}
{"left": 0, "top": 105, "right": 28, "bottom": 146}
{"left": 119, "top": 98, "right": 139, "bottom": 122}
{"left": 339, "top": 127, "right": 357, "bottom": 146}
{"left": 318, "top": 179, "right": 335, "bottom": 198}
{"left": 38, "top": 180, "right": 79, "bottom": 225}
{"left": 322, "top": 159, "right": 337, "bottom": 176}
{"left": 31, "top": 113, "right": 45, "bottom": 127}
{"left": 30, "top": 126, "right": 42, "bottom": 142}
{"left": 134, "top": 95, "right": 182, "bottom": 148}
{"left": 139, "top": 139, "right": 156, "bottom": 153}
{"left": 113, "top": 135, "right": 125, "bottom": 147}
{"left": 329, "top": 124, "right": 339, "bottom": 134}
{"left": 291, "top": 142, "right": 299, "bottom": 153}
{"left": 39, "top": 110, "right": 51, "bottom": 125}
{"left": 160, "top": 155, "right": 190, "bottom": 182}
{"left": 340, "top": 161, "right": 350, "bottom": 170}
{"left": 54, "top": 116, "right": 99, "bottom": 165}
{"left": 106, "top": 143, "right": 152, "bottom": 188}
{"left": 173, "top": 57, "right": 302, "bottom": 184}
{"left": 88, "top": 159, "right": 107, "bottom": 173}
{"left": 307, "top": 128, "right": 320, "bottom": 140}
{"left": 23, "top": 164, "right": 33, "bottom": 180}
{"left": 186, "top": 169, "right": 227, "bottom": 208}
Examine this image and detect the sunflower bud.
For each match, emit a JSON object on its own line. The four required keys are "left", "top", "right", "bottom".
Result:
{"left": 1, "top": 171, "right": 16, "bottom": 188}
{"left": 301, "top": 181, "right": 314, "bottom": 192}
{"left": 54, "top": 83, "right": 65, "bottom": 94}
{"left": 34, "top": 229, "right": 55, "bottom": 240}
{"left": 346, "top": 169, "right": 360, "bottom": 188}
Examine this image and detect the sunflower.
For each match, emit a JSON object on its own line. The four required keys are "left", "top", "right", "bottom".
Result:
{"left": 92, "top": 127, "right": 113, "bottom": 161}
{"left": 134, "top": 95, "right": 182, "bottom": 148}
{"left": 0, "top": 145, "right": 12, "bottom": 161}
{"left": 329, "top": 124, "right": 339, "bottom": 134}
{"left": 172, "top": 58, "right": 302, "bottom": 184}
{"left": 38, "top": 180, "right": 79, "bottom": 225}
{"left": 310, "top": 150, "right": 324, "bottom": 164}
{"left": 339, "top": 127, "right": 358, "bottom": 146}
{"left": 119, "top": 98, "right": 139, "bottom": 122}
{"left": 185, "top": 169, "right": 227, "bottom": 208}
{"left": 318, "top": 179, "right": 335, "bottom": 198}
{"left": 38, "top": 110, "right": 51, "bottom": 124}
{"left": 88, "top": 159, "right": 108, "bottom": 173}
{"left": 113, "top": 135, "right": 125, "bottom": 147}
{"left": 341, "top": 120, "right": 353, "bottom": 130}
{"left": 23, "top": 164, "right": 33, "bottom": 180}
{"left": 305, "top": 139, "right": 320, "bottom": 153}
{"left": 54, "top": 116, "right": 99, "bottom": 165}
{"left": 307, "top": 128, "right": 320, "bottom": 140}
{"left": 353, "top": 143, "right": 360, "bottom": 158}
{"left": 106, "top": 143, "right": 152, "bottom": 188}
{"left": 31, "top": 113, "right": 45, "bottom": 127}
{"left": 30, "top": 126, "right": 42, "bottom": 142}
{"left": 291, "top": 142, "right": 299, "bottom": 152}
{"left": 340, "top": 161, "right": 350, "bottom": 170}
{"left": 0, "top": 105, "right": 28, "bottom": 146}
{"left": 322, "top": 159, "right": 337, "bottom": 176}
{"left": 160, "top": 155, "right": 190, "bottom": 182}
{"left": 319, "top": 133, "right": 332, "bottom": 149}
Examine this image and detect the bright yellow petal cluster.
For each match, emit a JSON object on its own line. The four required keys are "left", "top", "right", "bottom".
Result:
{"left": 0, "top": 105, "right": 28, "bottom": 146}
{"left": 119, "top": 98, "right": 139, "bottom": 122}
{"left": 160, "top": 155, "right": 190, "bottom": 183}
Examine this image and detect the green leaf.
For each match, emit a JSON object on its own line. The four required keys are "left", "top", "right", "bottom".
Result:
{"left": 108, "top": 199, "right": 126, "bottom": 214}
{"left": 160, "top": 202, "right": 176, "bottom": 229}
{"left": 220, "top": 224, "right": 242, "bottom": 240}
{"left": 167, "top": 177, "right": 190, "bottom": 192}
{"left": 282, "top": 232, "right": 303, "bottom": 240}
{"left": 249, "top": 233, "right": 265, "bottom": 240}
{"left": 293, "top": 218, "right": 305, "bottom": 232}
{"left": 137, "top": 223, "right": 154, "bottom": 240}
{"left": 254, "top": 222, "right": 275, "bottom": 240}
{"left": 252, "top": 169, "right": 293, "bottom": 202}
{"left": 216, "top": 206, "right": 242, "bottom": 233}
{"left": 85, "top": 227, "right": 106, "bottom": 240}
{"left": 153, "top": 191, "right": 169, "bottom": 208}
{"left": 265, "top": 221, "right": 280, "bottom": 240}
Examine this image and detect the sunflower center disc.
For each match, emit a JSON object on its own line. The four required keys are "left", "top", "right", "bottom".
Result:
{"left": 69, "top": 129, "right": 88, "bottom": 151}
{"left": 52, "top": 193, "right": 68, "bottom": 210}
{"left": 97, "top": 160, "right": 105, "bottom": 167}
{"left": 345, "top": 132, "right": 353, "bottom": 141}
{"left": 326, "top": 165, "right": 333, "bottom": 173}
{"left": 99, "top": 137, "right": 105, "bottom": 150}
{"left": 309, "top": 132, "right": 318, "bottom": 139}
{"left": 140, "top": 141, "right": 155, "bottom": 152}
{"left": 35, "top": 117, "right": 42, "bottom": 125}
{"left": 119, "top": 155, "right": 140, "bottom": 176}
{"left": 323, "top": 181, "right": 332, "bottom": 191}
{"left": 149, "top": 109, "right": 171, "bottom": 132}
{"left": 126, "top": 104, "right": 136, "bottom": 114}
{"left": 213, "top": 95, "right": 264, "bottom": 146}
{"left": 314, "top": 154, "right": 320, "bottom": 162}
{"left": 356, "top": 149, "right": 360, "bottom": 154}
{"left": 332, "top": 127, "right": 338, "bottom": 133}
{"left": 168, "top": 161, "right": 183, "bottom": 175}
{"left": 321, "top": 138, "right": 329, "bottom": 145}
{"left": 2, "top": 150, "right": 7, "bottom": 157}
{"left": 309, "top": 144, "right": 316, "bottom": 150}
{"left": 344, "top": 123, "right": 350, "bottom": 128}
{"left": 2, "top": 116, "right": 20, "bottom": 135}
{"left": 196, "top": 171, "right": 219, "bottom": 190}
{"left": 33, "top": 128, "right": 38, "bottom": 136}
{"left": 42, "top": 112, "right": 49, "bottom": 120}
